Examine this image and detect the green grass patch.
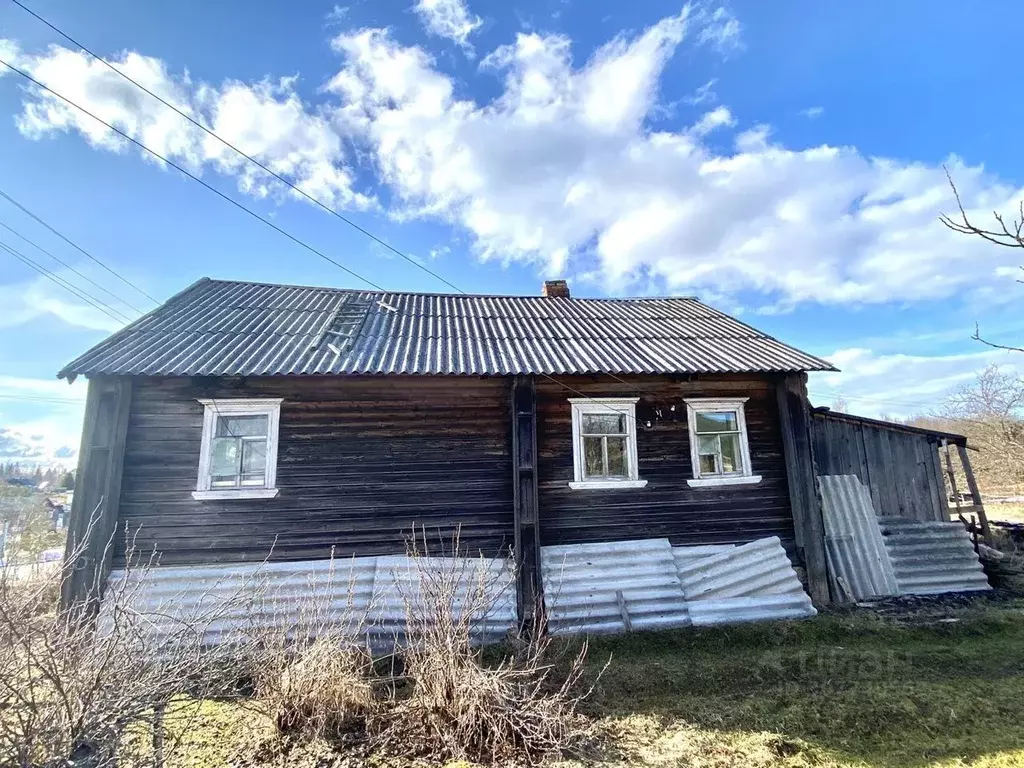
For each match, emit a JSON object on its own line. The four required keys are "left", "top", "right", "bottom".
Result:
{"left": 154, "top": 598, "right": 1024, "bottom": 767}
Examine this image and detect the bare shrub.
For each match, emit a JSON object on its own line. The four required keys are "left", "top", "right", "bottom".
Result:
{"left": 370, "top": 531, "right": 597, "bottom": 765}
{"left": 0, "top": 523, "right": 246, "bottom": 767}
{"left": 236, "top": 554, "right": 382, "bottom": 745}
{"left": 264, "top": 638, "right": 375, "bottom": 739}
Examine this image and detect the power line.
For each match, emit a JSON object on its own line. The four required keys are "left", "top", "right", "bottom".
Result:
{"left": 0, "top": 57, "right": 388, "bottom": 293}
{"left": 0, "top": 394, "right": 85, "bottom": 405}
{"left": 0, "top": 239, "right": 131, "bottom": 324}
{"left": 7, "top": 0, "right": 464, "bottom": 295}
{"left": 0, "top": 54, "right": 651, "bottom": 424}
{"left": 0, "top": 186, "right": 158, "bottom": 305}
{"left": 0, "top": 218, "right": 144, "bottom": 316}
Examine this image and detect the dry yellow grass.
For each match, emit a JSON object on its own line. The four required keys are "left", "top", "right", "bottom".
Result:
{"left": 146, "top": 598, "right": 1024, "bottom": 768}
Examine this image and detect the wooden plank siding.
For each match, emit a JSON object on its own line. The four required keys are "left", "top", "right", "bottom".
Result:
{"left": 534, "top": 374, "right": 797, "bottom": 551}
{"left": 115, "top": 375, "right": 515, "bottom": 566}
{"left": 811, "top": 410, "right": 947, "bottom": 522}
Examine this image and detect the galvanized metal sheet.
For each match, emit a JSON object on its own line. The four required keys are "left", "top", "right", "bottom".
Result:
{"left": 676, "top": 537, "right": 808, "bottom": 601}
{"left": 687, "top": 594, "right": 819, "bottom": 626}
{"left": 542, "top": 537, "right": 816, "bottom": 636}
{"left": 100, "top": 554, "right": 517, "bottom": 646}
{"left": 541, "top": 539, "right": 691, "bottom": 635}
{"left": 60, "top": 279, "right": 836, "bottom": 379}
{"left": 878, "top": 517, "right": 991, "bottom": 596}
{"left": 818, "top": 475, "right": 900, "bottom": 602}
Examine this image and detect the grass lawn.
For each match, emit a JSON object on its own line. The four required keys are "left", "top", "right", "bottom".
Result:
{"left": 165, "top": 596, "right": 1024, "bottom": 768}
{"left": 988, "top": 503, "right": 1024, "bottom": 525}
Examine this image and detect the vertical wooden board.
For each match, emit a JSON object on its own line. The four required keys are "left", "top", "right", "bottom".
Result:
{"left": 917, "top": 438, "right": 944, "bottom": 522}
{"left": 888, "top": 433, "right": 913, "bottom": 519}
{"left": 856, "top": 423, "right": 883, "bottom": 517}
{"left": 930, "top": 445, "right": 950, "bottom": 520}
{"left": 863, "top": 428, "right": 896, "bottom": 517}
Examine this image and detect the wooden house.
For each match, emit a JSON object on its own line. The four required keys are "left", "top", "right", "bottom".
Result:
{"left": 58, "top": 278, "right": 987, "bottom": 624}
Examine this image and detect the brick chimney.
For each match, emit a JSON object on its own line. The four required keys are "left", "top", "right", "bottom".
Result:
{"left": 542, "top": 280, "right": 570, "bottom": 299}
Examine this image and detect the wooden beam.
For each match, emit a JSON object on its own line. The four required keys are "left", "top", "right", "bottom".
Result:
{"left": 511, "top": 375, "right": 542, "bottom": 629}
{"left": 776, "top": 374, "right": 830, "bottom": 604}
{"left": 942, "top": 439, "right": 963, "bottom": 523}
{"left": 956, "top": 442, "right": 993, "bottom": 546}
{"left": 60, "top": 376, "right": 133, "bottom": 612}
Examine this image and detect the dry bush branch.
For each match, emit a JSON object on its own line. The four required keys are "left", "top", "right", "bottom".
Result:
{"left": 369, "top": 528, "right": 597, "bottom": 765}
{"left": 0, "top": 509, "right": 261, "bottom": 767}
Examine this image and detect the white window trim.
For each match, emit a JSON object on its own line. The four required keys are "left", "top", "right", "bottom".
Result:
{"left": 193, "top": 398, "right": 282, "bottom": 501}
{"left": 568, "top": 398, "right": 647, "bottom": 491}
{"left": 684, "top": 397, "right": 761, "bottom": 489}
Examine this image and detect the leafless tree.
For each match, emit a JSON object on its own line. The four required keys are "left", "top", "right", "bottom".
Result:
{"left": 917, "top": 365, "right": 1024, "bottom": 496}
{"left": 940, "top": 168, "right": 1024, "bottom": 353}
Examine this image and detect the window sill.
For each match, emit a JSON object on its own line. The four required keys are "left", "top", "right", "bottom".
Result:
{"left": 568, "top": 479, "right": 648, "bottom": 491}
{"left": 687, "top": 475, "right": 762, "bottom": 489}
{"left": 192, "top": 488, "right": 280, "bottom": 501}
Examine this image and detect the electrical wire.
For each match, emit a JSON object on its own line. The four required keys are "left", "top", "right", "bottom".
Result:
{"left": 0, "top": 239, "right": 132, "bottom": 324}
{"left": 0, "top": 394, "right": 85, "bottom": 405}
{"left": 0, "top": 186, "right": 158, "bottom": 305}
{"left": 0, "top": 57, "right": 388, "bottom": 293}
{"left": 7, "top": 0, "right": 464, "bottom": 295}
{"left": 0, "top": 54, "right": 653, "bottom": 425}
{"left": 0, "top": 218, "right": 144, "bottom": 316}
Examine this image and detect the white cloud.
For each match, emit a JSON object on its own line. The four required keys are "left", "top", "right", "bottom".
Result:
{"left": 0, "top": 269, "right": 126, "bottom": 332}
{"left": 694, "top": 6, "right": 743, "bottom": 55}
{"left": 690, "top": 105, "right": 735, "bottom": 136}
{"left": 3, "top": 7, "right": 1024, "bottom": 313}
{"left": 685, "top": 77, "right": 717, "bottom": 105}
{"left": 324, "top": 11, "right": 1024, "bottom": 307}
{"left": 413, "top": 0, "right": 482, "bottom": 55}
{"left": 0, "top": 40, "right": 373, "bottom": 211}
{"left": 800, "top": 106, "right": 824, "bottom": 119}
{"left": 808, "top": 347, "right": 1024, "bottom": 418}
{"left": 0, "top": 377, "right": 86, "bottom": 464}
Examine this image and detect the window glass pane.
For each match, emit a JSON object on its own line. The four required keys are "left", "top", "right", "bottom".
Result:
{"left": 241, "top": 439, "right": 267, "bottom": 480}
{"left": 720, "top": 433, "right": 741, "bottom": 473}
{"left": 582, "top": 412, "right": 626, "bottom": 434}
{"left": 582, "top": 436, "right": 604, "bottom": 477}
{"left": 697, "top": 434, "right": 719, "bottom": 457}
{"left": 606, "top": 436, "right": 628, "bottom": 477}
{"left": 695, "top": 411, "right": 738, "bottom": 434}
{"left": 215, "top": 414, "right": 268, "bottom": 438}
{"left": 699, "top": 454, "right": 718, "bottom": 475}
{"left": 211, "top": 437, "right": 238, "bottom": 480}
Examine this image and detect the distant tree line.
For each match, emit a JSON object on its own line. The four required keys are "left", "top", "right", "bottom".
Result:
{"left": 0, "top": 463, "right": 74, "bottom": 490}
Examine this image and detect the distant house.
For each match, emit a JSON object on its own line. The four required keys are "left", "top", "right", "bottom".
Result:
{"left": 57, "top": 278, "right": 987, "bottom": 628}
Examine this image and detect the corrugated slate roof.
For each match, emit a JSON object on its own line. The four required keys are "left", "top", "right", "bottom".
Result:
{"left": 58, "top": 278, "right": 836, "bottom": 379}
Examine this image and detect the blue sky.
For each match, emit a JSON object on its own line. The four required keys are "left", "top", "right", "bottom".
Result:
{"left": 1, "top": 0, "right": 1023, "bottom": 463}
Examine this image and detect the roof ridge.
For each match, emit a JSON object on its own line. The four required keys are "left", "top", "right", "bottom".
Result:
{"left": 198, "top": 277, "right": 700, "bottom": 302}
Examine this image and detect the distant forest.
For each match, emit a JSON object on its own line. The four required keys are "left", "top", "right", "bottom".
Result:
{"left": 1, "top": 463, "right": 75, "bottom": 489}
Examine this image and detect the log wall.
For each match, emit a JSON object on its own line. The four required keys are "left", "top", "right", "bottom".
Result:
{"left": 116, "top": 375, "right": 515, "bottom": 566}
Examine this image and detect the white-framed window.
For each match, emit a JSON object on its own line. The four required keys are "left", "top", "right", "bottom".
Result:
{"left": 568, "top": 398, "right": 647, "bottom": 490}
{"left": 192, "top": 398, "right": 282, "bottom": 500}
{"left": 684, "top": 398, "right": 761, "bottom": 488}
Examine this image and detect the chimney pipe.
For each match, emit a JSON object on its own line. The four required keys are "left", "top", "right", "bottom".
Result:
{"left": 542, "top": 280, "right": 570, "bottom": 299}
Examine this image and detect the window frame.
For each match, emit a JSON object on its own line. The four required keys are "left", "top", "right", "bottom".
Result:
{"left": 684, "top": 397, "right": 761, "bottom": 488}
{"left": 193, "top": 398, "right": 283, "bottom": 500}
{"left": 568, "top": 398, "right": 647, "bottom": 490}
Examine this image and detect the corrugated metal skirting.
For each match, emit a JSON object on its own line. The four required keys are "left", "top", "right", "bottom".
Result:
{"left": 818, "top": 475, "right": 900, "bottom": 602}
{"left": 100, "top": 555, "right": 517, "bottom": 646}
{"left": 542, "top": 536, "right": 816, "bottom": 635}
{"left": 818, "top": 474, "right": 991, "bottom": 601}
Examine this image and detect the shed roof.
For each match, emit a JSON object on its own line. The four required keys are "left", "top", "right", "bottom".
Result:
{"left": 58, "top": 278, "right": 837, "bottom": 379}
